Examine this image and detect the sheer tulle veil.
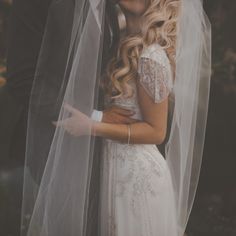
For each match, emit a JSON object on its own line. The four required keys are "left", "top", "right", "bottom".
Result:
{"left": 165, "top": 0, "right": 211, "bottom": 234}
{"left": 21, "top": 0, "right": 211, "bottom": 235}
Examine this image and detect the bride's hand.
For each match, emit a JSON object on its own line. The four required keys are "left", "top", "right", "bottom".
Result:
{"left": 53, "top": 103, "right": 93, "bottom": 137}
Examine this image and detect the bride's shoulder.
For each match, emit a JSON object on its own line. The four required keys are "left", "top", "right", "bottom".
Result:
{"left": 140, "top": 43, "right": 170, "bottom": 66}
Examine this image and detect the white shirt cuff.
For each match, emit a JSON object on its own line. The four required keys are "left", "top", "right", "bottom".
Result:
{"left": 91, "top": 109, "right": 103, "bottom": 122}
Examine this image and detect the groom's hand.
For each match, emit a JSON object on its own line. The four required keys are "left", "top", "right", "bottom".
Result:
{"left": 102, "top": 106, "right": 138, "bottom": 124}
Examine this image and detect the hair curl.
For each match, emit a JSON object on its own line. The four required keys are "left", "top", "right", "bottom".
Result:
{"left": 104, "top": 0, "right": 181, "bottom": 98}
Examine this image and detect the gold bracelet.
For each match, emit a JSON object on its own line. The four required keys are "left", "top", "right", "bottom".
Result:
{"left": 127, "top": 124, "right": 131, "bottom": 145}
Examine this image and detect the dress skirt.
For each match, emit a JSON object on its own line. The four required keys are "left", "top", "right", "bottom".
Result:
{"left": 99, "top": 139, "right": 179, "bottom": 236}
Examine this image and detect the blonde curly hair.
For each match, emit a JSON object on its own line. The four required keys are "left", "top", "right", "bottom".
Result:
{"left": 105, "top": 0, "right": 181, "bottom": 98}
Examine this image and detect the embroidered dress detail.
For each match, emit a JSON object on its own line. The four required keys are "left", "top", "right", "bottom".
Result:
{"left": 137, "top": 44, "right": 173, "bottom": 103}
{"left": 100, "top": 43, "right": 178, "bottom": 236}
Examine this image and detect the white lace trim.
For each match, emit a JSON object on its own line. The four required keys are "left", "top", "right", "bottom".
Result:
{"left": 138, "top": 44, "right": 173, "bottom": 103}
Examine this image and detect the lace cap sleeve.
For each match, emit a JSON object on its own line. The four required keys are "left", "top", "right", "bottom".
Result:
{"left": 137, "top": 44, "right": 173, "bottom": 103}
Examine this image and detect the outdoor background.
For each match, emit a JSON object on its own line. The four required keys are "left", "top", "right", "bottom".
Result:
{"left": 0, "top": 0, "right": 236, "bottom": 235}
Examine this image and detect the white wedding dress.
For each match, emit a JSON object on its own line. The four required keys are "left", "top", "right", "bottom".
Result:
{"left": 100, "top": 43, "right": 179, "bottom": 236}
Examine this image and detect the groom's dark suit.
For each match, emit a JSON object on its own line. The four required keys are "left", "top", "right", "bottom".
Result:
{"left": 0, "top": 0, "right": 114, "bottom": 235}
{"left": 2, "top": 0, "right": 113, "bottom": 164}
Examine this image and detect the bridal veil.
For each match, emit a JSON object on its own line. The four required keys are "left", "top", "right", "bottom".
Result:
{"left": 21, "top": 0, "right": 211, "bottom": 235}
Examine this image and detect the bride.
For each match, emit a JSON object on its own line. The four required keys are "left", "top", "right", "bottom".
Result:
{"left": 21, "top": 0, "right": 211, "bottom": 235}
{"left": 57, "top": 0, "right": 179, "bottom": 235}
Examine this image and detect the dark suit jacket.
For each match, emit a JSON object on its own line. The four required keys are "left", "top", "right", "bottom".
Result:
{"left": 1, "top": 1, "right": 115, "bottom": 235}
{"left": 2, "top": 0, "right": 115, "bottom": 163}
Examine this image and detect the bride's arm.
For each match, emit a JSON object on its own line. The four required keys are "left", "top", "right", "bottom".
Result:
{"left": 93, "top": 82, "right": 169, "bottom": 145}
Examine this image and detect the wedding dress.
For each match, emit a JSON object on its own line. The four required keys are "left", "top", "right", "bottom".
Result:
{"left": 100, "top": 43, "right": 179, "bottom": 236}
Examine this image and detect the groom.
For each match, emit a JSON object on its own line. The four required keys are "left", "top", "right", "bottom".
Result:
{"left": 0, "top": 0, "right": 136, "bottom": 235}
{"left": 3, "top": 0, "right": 136, "bottom": 171}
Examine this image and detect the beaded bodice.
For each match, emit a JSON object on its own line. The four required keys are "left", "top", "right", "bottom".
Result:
{"left": 104, "top": 43, "right": 173, "bottom": 121}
